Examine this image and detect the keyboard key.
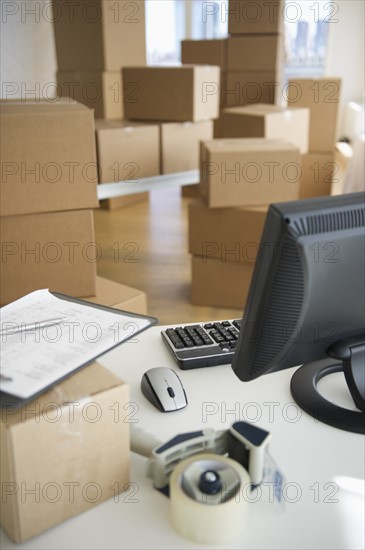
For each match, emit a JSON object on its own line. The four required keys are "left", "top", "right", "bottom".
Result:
{"left": 222, "top": 321, "right": 231, "bottom": 327}
{"left": 203, "top": 323, "right": 214, "bottom": 330}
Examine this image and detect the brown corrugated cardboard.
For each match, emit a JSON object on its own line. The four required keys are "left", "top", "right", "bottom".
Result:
{"left": 0, "top": 362, "right": 129, "bottom": 543}
{"left": 53, "top": 0, "right": 146, "bottom": 71}
{"left": 160, "top": 120, "right": 213, "bottom": 173}
{"left": 199, "top": 138, "right": 301, "bottom": 208}
{"left": 287, "top": 78, "right": 341, "bottom": 152}
{"left": 227, "top": 35, "right": 283, "bottom": 72}
{"left": 57, "top": 71, "right": 123, "bottom": 119}
{"left": 0, "top": 100, "right": 98, "bottom": 217}
{"left": 85, "top": 276, "right": 147, "bottom": 315}
{"left": 189, "top": 200, "right": 267, "bottom": 260}
{"left": 299, "top": 152, "right": 335, "bottom": 199}
{"left": 95, "top": 118, "right": 159, "bottom": 209}
{"left": 221, "top": 103, "right": 310, "bottom": 154}
{"left": 0, "top": 210, "right": 96, "bottom": 305}
{"left": 191, "top": 255, "right": 254, "bottom": 309}
{"left": 228, "top": 0, "right": 284, "bottom": 34}
{"left": 122, "top": 66, "right": 220, "bottom": 122}
{"left": 225, "top": 71, "right": 282, "bottom": 107}
{"left": 181, "top": 39, "right": 227, "bottom": 69}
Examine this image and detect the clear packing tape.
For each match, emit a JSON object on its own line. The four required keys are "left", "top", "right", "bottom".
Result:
{"left": 131, "top": 421, "right": 285, "bottom": 544}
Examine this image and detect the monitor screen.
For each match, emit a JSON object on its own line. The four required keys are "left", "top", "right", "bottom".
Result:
{"left": 231, "top": 192, "right": 365, "bottom": 433}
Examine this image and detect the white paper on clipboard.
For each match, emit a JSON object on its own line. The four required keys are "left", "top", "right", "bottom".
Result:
{"left": 0, "top": 289, "right": 157, "bottom": 400}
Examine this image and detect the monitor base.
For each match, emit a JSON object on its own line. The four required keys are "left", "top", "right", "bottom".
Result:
{"left": 290, "top": 358, "right": 365, "bottom": 434}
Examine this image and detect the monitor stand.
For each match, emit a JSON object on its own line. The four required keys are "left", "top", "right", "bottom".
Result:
{"left": 290, "top": 339, "right": 365, "bottom": 434}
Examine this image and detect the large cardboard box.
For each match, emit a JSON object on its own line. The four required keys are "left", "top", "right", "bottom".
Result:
{"left": 57, "top": 71, "right": 123, "bottom": 119}
{"left": 228, "top": 0, "right": 284, "bottom": 35}
{"left": 189, "top": 200, "right": 267, "bottom": 260}
{"left": 85, "top": 276, "right": 147, "bottom": 315}
{"left": 224, "top": 71, "right": 282, "bottom": 107}
{"left": 199, "top": 138, "right": 301, "bottom": 208}
{"left": 0, "top": 210, "right": 96, "bottom": 305}
{"left": 181, "top": 39, "right": 227, "bottom": 69}
{"left": 122, "top": 66, "right": 220, "bottom": 122}
{"left": 53, "top": 0, "right": 146, "bottom": 71}
{"left": 0, "top": 101, "right": 98, "bottom": 217}
{"left": 191, "top": 255, "right": 254, "bottom": 309}
{"left": 299, "top": 152, "right": 335, "bottom": 199}
{"left": 95, "top": 119, "right": 159, "bottom": 209}
{"left": 227, "top": 35, "right": 283, "bottom": 72}
{"left": 0, "top": 362, "right": 129, "bottom": 543}
{"left": 160, "top": 120, "right": 213, "bottom": 174}
{"left": 221, "top": 103, "right": 310, "bottom": 154}
{"left": 287, "top": 78, "right": 341, "bottom": 152}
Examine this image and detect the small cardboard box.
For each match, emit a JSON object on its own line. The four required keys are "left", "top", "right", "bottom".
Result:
{"left": 160, "top": 120, "right": 213, "bottom": 174}
{"left": 0, "top": 210, "right": 96, "bottom": 306}
{"left": 189, "top": 200, "right": 267, "bottom": 260}
{"left": 0, "top": 100, "right": 98, "bottom": 217}
{"left": 95, "top": 119, "right": 160, "bottom": 209}
{"left": 191, "top": 255, "right": 254, "bottom": 309}
{"left": 228, "top": 0, "right": 284, "bottom": 35}
{"left": 299, "top": 152, "right": 335, "bottom": 199}
{"left": 227, "top": 35, "right": 283, "bottom": 72}
{"left": 199, "top": 138, "right": 301, "bottom": 208}
{"left": 53, "top": 0, "right": 146, "bottom": 71}
{"left": 57, "top": 70, "right": 123, "bottom": 119}
{"left": 221, "top": 103, "right": 310, "bottom": 154}
{"left": 224, "top": 71, "right": 282, "bottom": 107}
{"left": 181, "top": 39, "right": 228, "bottom": 70}
{"left": 287, "top": 78, "right": 341, "bottom": 152}
{"left": 122, "top": 66, "right": 220, "bottom": 122}
{"left": 0, "top": 362, "right": 129, "bottom": 543}
{"left": 85, "top": 276, "right": 147, "bottom": 315}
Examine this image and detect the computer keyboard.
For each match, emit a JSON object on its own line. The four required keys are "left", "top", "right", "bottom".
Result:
{"left": 161, "top": 319, "right": 242, "bottom": 369}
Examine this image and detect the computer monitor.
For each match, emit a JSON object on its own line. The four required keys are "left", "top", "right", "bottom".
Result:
{"left": 231, "top": 192, "right": 365, "bottom": 434}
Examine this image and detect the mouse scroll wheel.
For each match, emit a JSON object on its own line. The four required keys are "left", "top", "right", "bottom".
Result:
{"left": 167, "top": 387, "right": 175, "bottom": 398}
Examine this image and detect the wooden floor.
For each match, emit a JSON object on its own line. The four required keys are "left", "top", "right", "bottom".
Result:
{"left": 93, "top": 188, "right": 243, "bottom": 325}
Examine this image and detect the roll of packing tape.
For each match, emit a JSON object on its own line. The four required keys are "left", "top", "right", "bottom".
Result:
{"left": 169, "top": 453, "right": 251, "bottom": 545}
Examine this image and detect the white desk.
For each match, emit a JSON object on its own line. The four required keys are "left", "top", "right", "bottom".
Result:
{"left": 1, "top": 325, "right": 364, "bottom": 549}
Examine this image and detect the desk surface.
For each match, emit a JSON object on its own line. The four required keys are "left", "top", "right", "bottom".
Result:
{"left": 1, "top": 324, "right": 364, "bottom": 549}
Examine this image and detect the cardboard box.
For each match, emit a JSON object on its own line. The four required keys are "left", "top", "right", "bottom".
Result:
{"left": 191, "top": 255, "right": 254, "bottom": 309}
{"left": 122, "top": 66, "right": 220, "bottom": 122}
{"left": 227, "top": 35, "right": 283, "bottom": 72}
{"left": 181, "top": 185, "right": 201, "bottom": 198}
{"left": 199, "top": 138, "right": 301, "bottom": 208}
{"left": 189, "top": 200, "right": 267, "bottom": 260}
{"left": 181, "top": 39, "right": 228, "bottom": 69}
{"left": 95, "top": 119, "right": 159, "bottom": 209}
{"left": 0, "top": 362, "right": 129, "bottom": 543}
{"left": 287, "top": 78, "right": 341, "bottom": 152}
{"left": 85, "top": 276, "right": 147, "bottom": 315}
{"left": 53, "top": 0, "right": 146, "bottom": 71}
{"left": 221, "top": 103, "right": 310, "bottom": 154}
{"left": 160, "top": 120, "right": 213, "bottom": 173}
{"left": 224, "top": 71, "right": 282, "bottom": 107}
{"left": 299, "top": 152, "right": 335, "bottom": 199}
{"left": 0, "top": 101, "right": 98, "bottom": 217}
{"left": 57, "top": 71, "right": 123, "bottom": 119}
{"left": 0, "top": 210, "right": 96, "bottom": 305}
{"left": 228, "top": 0, "right": 284, "bottom": 34}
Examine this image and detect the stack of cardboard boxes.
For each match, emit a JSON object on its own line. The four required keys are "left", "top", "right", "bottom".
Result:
{"left": 53, "top": 0, "right": 151, "bottom": 210}
{"left": 287, "top": 78, "right": 342, "bottom": 198}
{"left": 189, "top": 137, "right": 303, "bottom": 309}
{"left": 120, "top": 64, "right": 220, "bottom": 181}
{"left": 182, "top": 0, "right": 284, "bottom": 137}
{"left": 0, "top": 100, "right": 98, "bottom": 306}
{"left": 0, "top": 99, "right": 148, "bottom": 313}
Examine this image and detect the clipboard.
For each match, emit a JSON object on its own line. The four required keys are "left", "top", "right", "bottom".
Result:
{"left": 0, "top": 291, "right": 158, "bottom": 408}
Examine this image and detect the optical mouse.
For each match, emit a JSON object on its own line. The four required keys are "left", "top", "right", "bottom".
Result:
{"left": 141, "top": 367, "right": 188, "bottom": 412}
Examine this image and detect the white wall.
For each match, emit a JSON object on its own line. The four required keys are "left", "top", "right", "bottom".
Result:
{"left": 325, "top": 0, "right": 365, "bottom": 138}
{"left": 0, "top": 1, "right": 57, "bottom": 100}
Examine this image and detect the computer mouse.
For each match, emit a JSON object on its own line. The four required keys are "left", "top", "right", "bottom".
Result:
{"left": 141, "top": 367, "right": 188, "bottom": 412}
